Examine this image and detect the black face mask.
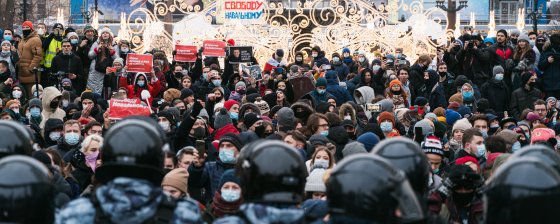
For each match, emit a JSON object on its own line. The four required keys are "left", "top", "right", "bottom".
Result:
{"left": 215, "top": 97, "right": 222, "bottom": 102}
{"left": 528, "top": 82, "right": 536, "bottom": 88}
{"left": 63, "top": 86, "right": 72, "bottom": 91}
{"left": 237, "top": 89, "right": 246, "bottom": 95}
{"left": 174, "top": 72, "right": 183, "bottom": 79}
{"left": 50, "top": 100, "right": 59, "bottom": 109}
{"left": 193, "top": 127, "right": 205, "bottom": 139}
{"left": 347, "top": 132, "right": 356, "bottom": 140}
{"left": 438, "top": 72, "right": 446, "bottom": 77}
{"left": 22, "top": 29, "right": 31, "bottom": 37}
{"left": 391, "top": 90, "right": 402, "bottom": 95}
{"left": 453, "top": 191, "right": 475, "bottom": 207}
{"left": 511, "top": 38, "right": 518, "bottom": 45}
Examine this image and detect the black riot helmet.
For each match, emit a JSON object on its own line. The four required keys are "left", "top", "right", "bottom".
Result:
{"left": 0, "top": 155, "right": 54, "bottom": 223}
{"left": 371, "top": 137, "right": 430, "bottom": 195}
{"left": 484, "top": 157, "right": 560, "bottom": 224}
{"left": 0, "top": 121, "right": 33, "bottom": 158}
{"left": 509, "top": 144, "right": 560, "bottom": 174}
{"left": 237, "top": 140, "right": 307, "bottom": 204}
{"left": 96, "top": 117, "right": 168, "bottom": 185}
{"left": 327, "top": 154, "right": 424, "bottom": 223}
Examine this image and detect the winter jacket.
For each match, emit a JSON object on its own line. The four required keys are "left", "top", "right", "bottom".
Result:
{"left": 47, "top": 139, "right": 82, "bottom": 163}
{"left": 325, "top": 71, "right": 352, "bottom": 106}
{"left": 428, "top": 84, "right": 448, "bottom": 109}
{"left": 481, "top": 79, "right": 511, "bottom": 114}
{"left": 456, "top": 47, "right": 492, "bottom": 86}
{"left": 332, "top": 62, "right": 350, "bottom": 81}
{"left": 538, "top": 45, "right": 560, "bottom": 91}
{"left": 353, "top": 86, "right": 375, "bottom": 120}
{"left": 487, "top": 43, "right": 514, "bottom": 68}
{"left": 311, "top": 52, "right": 330, "bottom": 69}
{"left": 16, "top": 31, "right": 43, "bottom": 84}
{"left": 87, "top": 41, "right": 118, "bottom": 94}
{"left": 51, "top": 52, "right": 84, "bottom": 89}
{"left": 408, "top": 63, "right": 426, "bottom": 102}
{"left": 263, "top": 53, "right": 286, "bottom": 74}
{"left": 188, "top": 160, "right": 235, "bottom": 203}
{"left": 438, "top": 72, "right": 456, "bottom": 99}
{"left": 119, "top": 73, "right": 161, "bottom": 104}
{"left": 428, "top": 191, "right": 484, "bottom": 224}
{"left": 309, "top": 89, "right": 334, "bottom": 106}
{"left": 510, "top": 86, "right": 542, "bottom": 120}
{"left": 0, "top": 50, "right": 19, "bottom": 77}
{"left": 39, "top": 87, "right": 66, "bottom": 129}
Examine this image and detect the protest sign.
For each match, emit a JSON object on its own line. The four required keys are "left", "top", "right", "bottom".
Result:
{"left": 202, "top": 40, "right": 226, "bottom": 57}
{"left": 126, "top": 54, "right": 153, "bottom": 73}
{"left": 175, "top": 45, "right": 198, "bottom": 62}
{"left": 241, "top": 64, "right": 262, "bottom": 80}
{"left": 221, "top": 0, "right": 265, "bottom": 24}
{"left": 109, "top": 98, "right": 151, "bottom": 119}
{"left": 228, "top": 46, "right": 253, "bottom": 63}
{"left": 289, "top": 76, "right": 315, "bottom": 101}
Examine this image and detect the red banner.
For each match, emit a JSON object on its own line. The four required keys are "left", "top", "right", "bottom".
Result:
{"left": 109, "top": 98, "right": 151, "bottom": 119}
{"left": 126, "top": 54, "right": 153, "bottom": 73}
{"left": 175, "top": 45, "right": 198, "bottom": 62}
{"left": 202, "top": 40, "right": 226, "bottom": 57}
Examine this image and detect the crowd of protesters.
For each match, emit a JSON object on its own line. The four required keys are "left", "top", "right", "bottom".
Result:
{"left": 1, "top": 20, "right": 560, "bottom": 223}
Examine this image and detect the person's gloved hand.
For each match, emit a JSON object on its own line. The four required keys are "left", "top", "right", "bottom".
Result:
{"left": 191, "top": 100, "right": 203, "bottom": 117}
{"left": 437, "top": 177, "right": 455, "bottom": 198}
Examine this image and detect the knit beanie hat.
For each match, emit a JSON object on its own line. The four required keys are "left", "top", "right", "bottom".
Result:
{"left": 378, "top": 99, "right": 394, "bottom": 113}
{"left": 235, "top": 81, "right": 246, "bottom": 90}
{"left": 452, "top": 118, "right": 473, "bottom": 132}
{"left": 342, "top": 142, "right": 367, "bottom": 158}
{"left": 62, "top": 78, "right": 72, "bottom": 86}
{"left": 492, "top": 65, "right": 504, "bottom": 77}
{"left": 316, "top": 78, "right": 327, "bottom": 87}
{"left": 243, "top": 112, "right": 262, "bottom": 128}
{"left": 305, "top": 168, "right": 326, "bottom": 192}
{"left": 531, "top": 128, "right": 556, "bottom": 144}
{"left": 377, "top": 111, "right": 395, "bottom": 125}
{"left": 22, "top": 21, "right": 33, "bottom": 30}
{"left": 180, "top": 88, "right": 194, "bottom": 100}
{"left": 214, "top": 108, "right": 232, "bottom": 129}
{"left": 496, "top": 129, "right": 521, "bottom": 145}
{"left": 1, "top": 40, "right": 11, "bottom": 46}
{"left": 113, "top": 58, "right": 124, "bottom": 66}
{"left": 433, "top": 121, "right": 447, "bottom": 139}
{"left": 414, "top": 119, "right": 434, "bottom": 135}
{"left": 218, "top": 169, "right": 241, "bottom": 190}
{"left": 224, "top": 100, "right": 239, "bottom": 111}
{"left": 521, "top": 72, "right": 533, "bottom": 85}
{"left": 277, "top": 107, "right": 295, "bottom": 130}
{"left": 357, "top": 132, "right": 380, "bottom": 152}
{"left": 219, "top": 133, "right": 243, "bottom": 151}
{"left": 457, "top": 106, "right": 472, "bottom": 118}
{"left": 518, "top": 33, "right": 530, "bottom": 43}
{"left": 309, "top": 134, "right": 329, "bottom": 146}
{"left": 422, "top": 135, "right": 444, "bottom": 157}
{"left": 254, "top": 99, "right": 270, "bottom": 115}
{"left": 275, "top": 49, "right": 285, "bottom": 58}
{"left": 157, "top": 110, "right": 176, "bottom": 126}
{"left": 29, "top": 98, "right": 42, "bottom": 110}
{"left": 526, "top": 112, "right": 541, "bottom": 122}
{"left": 66, "top": 32, "right": 79, "bottom": 40}
{"left": 414, "top": 97, "right": 428, "bottom": 106}
{"left": 161, "top": 168, "right": 189, "bottom": 194}
{"left": 425, "top": 113, "right": 437, "bottom": 121}
{"left": 445, "top": 109, "right": 461, "bottom": 127}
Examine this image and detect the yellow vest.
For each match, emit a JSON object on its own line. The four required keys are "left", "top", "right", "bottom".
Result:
{"left": 44, "top": 40, "right": 62, "bottom": 68}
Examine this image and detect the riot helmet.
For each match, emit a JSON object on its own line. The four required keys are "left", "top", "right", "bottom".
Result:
{"left": 509, "top": 144, "right": 560, "bottom": 174}
{"left": 0, "top": 121, "right": 33, "bottom": 158}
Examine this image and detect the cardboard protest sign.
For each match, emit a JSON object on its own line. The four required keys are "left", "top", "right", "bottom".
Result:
{"left": 228, "top": 46, "right": 253, "bottom": 63}
{"left": 221, "top": 0, "right": 265, "bottom": 24}
{"left": 289, "top": 76, "right": 315, "bottom": 102}
{"left": 241, "top": 64, "right": 262, "bottom": 80}
{"left": 109, "top": 98, "right": 151, "bottom": 119}
{"left": 126, "top": 54, "right": 153, "bottom": 73}
{"left": 202, "top": 40, "right": 226, "bottom": 57}
{"left": 175, "top": 45, "right": 198, "bottom": 62}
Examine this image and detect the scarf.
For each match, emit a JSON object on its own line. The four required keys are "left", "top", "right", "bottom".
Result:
{"left": 211, "top": 191, "right": 243, "bottom": 218}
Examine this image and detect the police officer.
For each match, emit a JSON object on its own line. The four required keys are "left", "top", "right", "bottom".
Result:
{"left": 0, "top": 120, "right": 33, "bottom": 158}
{"left": 484, "top": 157, "right": 560, "bottom": 223}
{"left": 0, "top": 155, "right": 55, "bottom": 223}
{"left": 214, "top": 140, "right": 308, "bottom": 223}
{"left": 327, "top": 154, "right": 424, "bottom": 223}
{"left": 56, "top": 117, "right": 204, "bottom": 223}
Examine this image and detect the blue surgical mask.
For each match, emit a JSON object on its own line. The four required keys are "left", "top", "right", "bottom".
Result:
{"left": 380, "top": 121, "right": 393, "bottom": 132}
{"left": 495, "top": 73, "right": 504, "bottom": 81}
{"left": 481, "top": 130, "right": 488, "bottom": 139}
{"left": 64, "top": 133, "right": 80, "bottom": 145}
{"left": 512, "top": 142, "right": 521, "bottom": 153}
{"left": 70, "top": 39, "right": 79, "bottom": 45}
{"left": 433, "top": 168, "right": 440, "bottom": 175}
{"left": 230, "top": 112, "right": 238, "bottom": 120}
{"left": 320, "top": 130, "right": 329, "bottom": 136}
{"left": 219, "top": 148, "right": 236, "bottom": 164}
{"left": 317, "top": 89, "right": 326, "bottom": 95}
{"left": 221, "top": 189, "right": 241, "bottom": 202}
{"left": 333, "top": 57, "right": 340, "bottom": 63}
{"left": 3, "top": 35, "right": 12, "bottom": 41}
{"left": 137, "top": 80, "right": 145, "bottom": 87}
{"left": 30, "top": 107, "right": 41, "bottom": 118}
{"left": 476, "top": 144, "right": 486, "bottom": 158}
{"left": 202, "top": 72, "right": 208, "bottom": 80}
{"left": 462, "top": 91, "right": 473, "bottom": 100}
{"left": 212, "top": 80, "right": 222, "bottom": 86}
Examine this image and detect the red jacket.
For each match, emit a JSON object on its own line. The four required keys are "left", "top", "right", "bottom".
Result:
{"left": 119, "top": 73, "right": 161, "bottom": 105}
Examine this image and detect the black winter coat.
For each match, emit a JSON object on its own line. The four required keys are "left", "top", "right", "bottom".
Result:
{"left": 481, "top": 80, "right": 511, "bottom": 114}
{"left": 51, "top": 53, "right": 84, "bottom": 89}
{"left": 510, "top": 87, "right": 542, "bottom": 120}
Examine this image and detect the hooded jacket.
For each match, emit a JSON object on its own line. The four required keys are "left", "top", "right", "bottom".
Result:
{"left": 339, "top": 103, "right": 357, "bottom": 125}
{"left": 481, "top": 78, "right": 511, "bottom": 114}
{"left": 119, "top": 73, "right": 161, "bottom": 104}
{"left": 538, "top": 43, "right": 560, "bottom": 91}
{"left": 353, "top": 86, "right": 375, "bottom": 119}
{"left": 325, "top": 71, "right": 352, "bottom": 106}
{"left": 17, "top": 30, "right": 44, "bottom": 84}
{"left": 40, "top": 87, "right": 66, "bottom": 129}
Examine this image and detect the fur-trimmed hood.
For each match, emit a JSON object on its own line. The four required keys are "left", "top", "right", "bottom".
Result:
{"left": 290, "top": 101, "right": 315, "bottom": 123}
{"left": 339, "top": 103, "right": 357, "bottom": 125}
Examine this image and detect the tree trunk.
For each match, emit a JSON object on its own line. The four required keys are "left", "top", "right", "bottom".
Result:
{"left": 0, "top": 0, "right": 15, "bottom": 29}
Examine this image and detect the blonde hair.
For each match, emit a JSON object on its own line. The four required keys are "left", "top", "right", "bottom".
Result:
{"left": 80, "top": 134, "right": 103, "bottom": 153}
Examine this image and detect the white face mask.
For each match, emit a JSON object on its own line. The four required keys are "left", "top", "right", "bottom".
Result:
{"left": 159, "top": 121, "right": 170, "bottom": 131}
{"left": 37, "top": 29, "right": 45, "bottom": 35}
{"left": 12, "top": 90, "right": 22, "bottom": 99}
{"left": 312, "top": 53, "right": 318, "bottom": 58}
